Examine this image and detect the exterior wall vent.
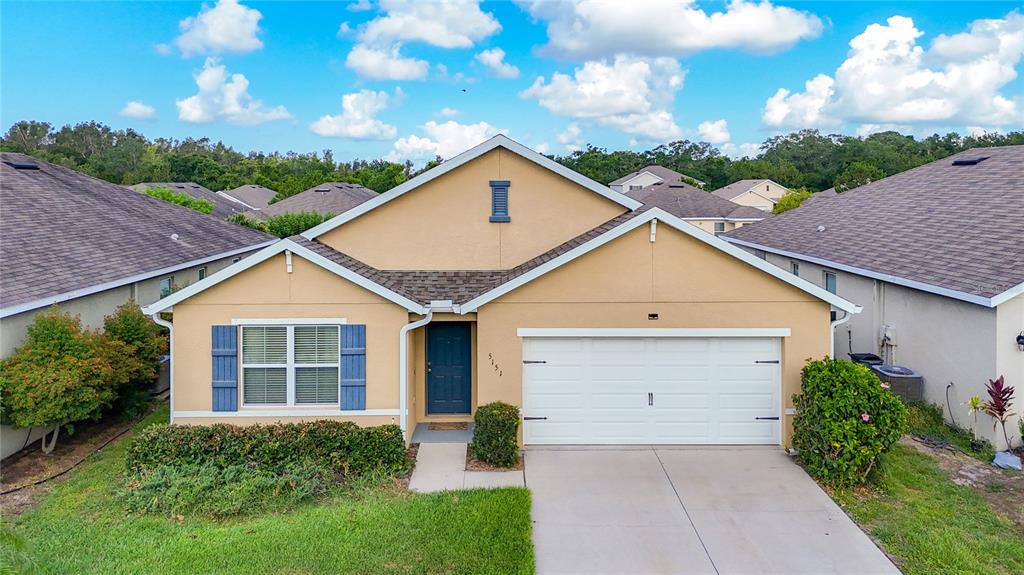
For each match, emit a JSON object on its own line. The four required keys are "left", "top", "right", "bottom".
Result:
{"left": 489, "top": 180, "right": 510, "bottom": 222}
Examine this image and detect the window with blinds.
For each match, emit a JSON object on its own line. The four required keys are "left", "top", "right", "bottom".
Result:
{"left": 240, "top": 324, "right": 340, "bottom": 405}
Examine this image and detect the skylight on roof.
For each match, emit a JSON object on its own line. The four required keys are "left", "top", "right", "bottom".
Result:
{"left": 4, "top": 160, "right": 40, "bottom": 170}
{"left": 951, "top": 156, "right": 990, "bottom": 166}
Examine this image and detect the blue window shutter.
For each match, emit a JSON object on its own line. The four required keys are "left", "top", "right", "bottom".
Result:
{"left": 489, "top": 180, "right": 510, "bottom": 222}
{"left": 341, "top": 324, "right": 366, "bottom": 410}
{"left": 211, "top": 325, "right": 238, "bottom": 411}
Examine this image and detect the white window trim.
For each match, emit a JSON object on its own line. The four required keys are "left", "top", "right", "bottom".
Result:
{"left": 240, "top": 324, "right": 342, "bottom": 408}
{"left": 232, "top": 318, "right": 347, "bottom": 326}
{"left": 516, "top": 328, "right": 791, "bottom": 338}
{"left": 174, "top": 409, "right": 400, "bottom": 418}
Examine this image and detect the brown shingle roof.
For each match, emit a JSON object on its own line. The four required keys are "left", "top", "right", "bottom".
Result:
{"left": 1, "top": 153, "right": 275, "bottom": 312}
{"left": 725, "top": 146, "right": 1024, "bottom": 300}
{"left": 252, "top": 182, "right": 377, "bottom": 219}
{"left": 610, "top": 165, "right": 703, "bottom": 187}
{"left": 627, "top": 181, "right": 768, "bottom": 220}
{"left": 221, "top": 184, "right": 278, "bottom": 209}
{"left": 129, "top": 181, "right": 243, "bottom": 219}
{"left": 711, "top": 179, "right": 771, "bottom": 200}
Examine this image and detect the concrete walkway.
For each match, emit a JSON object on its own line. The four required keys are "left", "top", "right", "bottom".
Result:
{"left": 408, "top": 443, "right": 524, "bottom": 492}
{"left": 527, "top": 447, "right": 900, "bottom": 575}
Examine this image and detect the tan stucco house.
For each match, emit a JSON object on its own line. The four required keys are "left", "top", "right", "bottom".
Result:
{"left": 608, "top": 165, "right": 703, "bottom": 192}
{"left": 725, "top": 146, "right": 1024, "bottom": 450}
{"left": 625, "top": 180, "right": 767, "bottom": 234}
{"left": 144, "top": 136, "right": 858, "bottom": 447}
{"left": 712, "top": 179, "right": 789, "bottom": 212}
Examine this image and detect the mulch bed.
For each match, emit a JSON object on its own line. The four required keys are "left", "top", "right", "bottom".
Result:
{"left": 465, "top": 450, "right": 524, "bottom": 472}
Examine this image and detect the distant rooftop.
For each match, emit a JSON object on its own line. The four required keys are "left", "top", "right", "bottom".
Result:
{"left": 627, "top": 181, "right": 767, "bottom": 220}
{"left": 128, "top": 182, "right": 243, "bottom": 219}
{"left": 251, "top": 182, "right": 377, "bottom": 219}
{"left": 220, "top": 184, "right": 278, "bottom": 210}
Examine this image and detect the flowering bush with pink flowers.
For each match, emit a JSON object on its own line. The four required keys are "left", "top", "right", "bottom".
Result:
{"left": 792, "top": 358, "right": 907, "bottom": 486}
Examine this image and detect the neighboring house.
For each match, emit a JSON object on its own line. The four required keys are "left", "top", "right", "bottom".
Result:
{"left": 626, "top": 180, "right": 768, "bottom": 234}
{"left": 724, "top": 147, "right": 1024, "bottom": 449}
{"left": 711, "top": 179, "right": 790, "bottom": 212}
{"left": 0, "top": 153, "right": 275, "bottom": 458}
{"left": 609, "top": 165, "right": 703, "bottom": 193}
{"left": 129, "top": 182, "right": 244, "bottom": 219}
{"left": 143, "top": 135, "right": 856, "bottom": 450}
{"left": 219, "top": 184, "right": 278, "bottom": 211}
{"left": 247, "top": 182, "right": 377, "bottom": 219}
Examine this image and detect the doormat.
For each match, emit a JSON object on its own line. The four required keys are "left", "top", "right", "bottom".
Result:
{"left": 428, "top": 422, "right": 468, "bottom": 431}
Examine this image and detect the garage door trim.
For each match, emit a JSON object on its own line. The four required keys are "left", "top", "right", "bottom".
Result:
{"left": 517, "top": 327, "right": 791, "bottom": 338}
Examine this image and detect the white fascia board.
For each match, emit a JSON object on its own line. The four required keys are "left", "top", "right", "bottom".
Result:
{"left": 231, "top": 318, "right": 348, "bottom": 325}
{"left": 216, "top": 191, "right": 257, "bottom": 210}
{"left": 460, "top": 207, "right": 861, "bottom": 315}
{"left": 1, "top": 241, "right": 276, "bottom": 319}
{"left": 517, "top": 328, "right": 792, "bottom": 338}
{"left": 142, "top": 239, "right": 425, "bottom": 316}
{"left": 174, "top": 409, "right": 400, "bottom": 418}
{"left": 301, "top": 134, "right": 640, "bottom": 239}
{"left": 723, "top": 236, "right": 1000, "bottom": 308}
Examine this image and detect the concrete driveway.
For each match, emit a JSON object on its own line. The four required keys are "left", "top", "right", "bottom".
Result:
{"left": 525, "top": 447, "right": 900, "bottom": 575}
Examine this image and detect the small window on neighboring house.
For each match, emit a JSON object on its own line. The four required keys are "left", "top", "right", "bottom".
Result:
{"left": 159, "top": 277, "right": 174, "bottom": 298}
{"left": 629, "top": 184, "right": 643, "bottom": 191}
{"left": 714, "top": 222, "right": 726, "bottom": 233}
{"left": 753, "top": 249, "right": 767, "bottom": 260}
{"left": 489, "top": 180, "right": 510, "bottom": 222}
{"left": 198, "top": 267, "right": 207, "bottom": 281}
{"left": 790, "top": 261, "right": 800, "bottom": 276}
{"left": 824, "top": 271, "right": 838, "bottom": 321}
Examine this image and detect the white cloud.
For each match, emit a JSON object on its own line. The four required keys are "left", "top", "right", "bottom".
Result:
{"left": 310, "top": 89, "right": 399, "bottom": 140}
{"left": 518, "top": 0, "right": 822, "bottom": 59}
{"left": 763, "top": 11, "right": 1024, "bottom": 130}
{"left": 120, "top": 101, "right": 156, "bottom": 120}
{"left": 360, "top": 0, "right": 500, "bottom": 49}
{"left": 345, "top": 44, "right": 429, "bottom": 80}
{"left": 176, "top": 0, "right": 263, "bottom": 57}
{"left": 436, "top": 107, "right": 461, "bottom": 118}
{"left": 557, "top": 123, "right": 584, "bottom": 152}
{"left": 176, "top": 58, "right": 291, "bottom": 125}
{"left": 347, "top": 0, "right": 373, "bottom": 11}
{"left": 521, "top": 55, "right": 685, "bottom": 141}
{"left": 388, "top": 120, "right": 504, "bottom": 162}
{"left": 534, "top": 142, "right": 551, "bottom": 154}
{"left": 697, "top": 119, "right": 730, "bottom": 144}
{"left": 154, "top": 43, "right": 173, "bottom": 56}
{"left": 721, "top": 142, "right": 761, "bottom": 158}
{"left": 475, "top": 47, "right": 520, "bottom": 78}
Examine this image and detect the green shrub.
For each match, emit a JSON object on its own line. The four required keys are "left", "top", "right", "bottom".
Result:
{"left": 124, "top": 421, "right": 407, "bottom": 479}
{"left": 228, "top": 211, "right": 335, "bottom": 237}
{"left": 470, "top": 402, "right": 520, "bottom": 467}
{"left": 121, "top": 462, "right": 330, "bottom": 518}
{"left": 227, "top": 212, "right": 270, "bottom": 233}
{"left": 102, "top": 301, "right": 167, "bottom": 419}
{"left": 792, "top": 358, "right": 907, "bottom": 486}
{"left": 143, "top": 186, "right": 214, "bottom": 214}
{"left": 905, "top": 402, "right": 994, "bottom": 460}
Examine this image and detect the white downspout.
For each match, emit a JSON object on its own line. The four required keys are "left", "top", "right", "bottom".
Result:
{"left": 151, "top": 313, "right": 174, "bottom": 424}
{"left": 830, "top": 309, "right": 852, "bottom": 359}
{"left": 399, "top": 309, "right": 433, "bottom": 440}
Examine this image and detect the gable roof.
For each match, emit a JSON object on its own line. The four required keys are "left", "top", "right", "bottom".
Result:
{"left": 129, "top": 181, "right": 243, "bottom": 219}
{"left": 627, "top": 181, "right": 768, "bottom": 221}
{"left": 711, "top": 179, "right": 774, "bottom": 201}
{"left": 609, "top": 165, "right": 687, "bottom": 186}
{"left": 301, "top": 134, "right": 641, "bottom": 239}
{"left": 1, "top": 153, "right": 276, "bottom": 318}
{"left": 220, "top": 184, "right": 278, "bottom": 210}
{"left": 145, "top": 206, "right": 859, "bottom": 317}
{"left": 724, "top": 146, "right": 1024, "bottom": 307}
{"left": 252, "top": 182, "right": 377, "bottom": 219}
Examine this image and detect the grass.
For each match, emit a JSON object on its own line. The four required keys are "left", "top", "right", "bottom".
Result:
{"left": 904, "top": 402, "right": 995, "bottom": 461}
{"left": 832, "top": 444, "right": 1023, "bottom": 575}
{"left": 3, "top": 405, "right": 534, "bottom": 575}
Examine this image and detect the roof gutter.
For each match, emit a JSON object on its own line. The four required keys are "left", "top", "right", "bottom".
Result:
{"left": 829, "top": 309, "right": 853, "bottom": 360}
{"left": 398, "top": 300, "right": 455, "bottom": 440}
{"left": 150, "top": 314, "right": 175, "bottom": 425}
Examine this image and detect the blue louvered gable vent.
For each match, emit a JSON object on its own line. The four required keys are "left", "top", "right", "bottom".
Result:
{"left": 211, "top": 325, "right": 238, "bottom": 412}
{"left": 489, "top": 180, "right": 510, "bottom": 222}
{"left": 340, "top": 324, "right": 367, "bottom": 410}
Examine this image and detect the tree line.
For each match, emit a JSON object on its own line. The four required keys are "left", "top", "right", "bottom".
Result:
{"left": 3, "top": 120, "right": 1021, "bottom": 201}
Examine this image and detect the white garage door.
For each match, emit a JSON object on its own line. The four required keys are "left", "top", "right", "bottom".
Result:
{"left": 522, "top": 336, "right": 781, "bottom": 445}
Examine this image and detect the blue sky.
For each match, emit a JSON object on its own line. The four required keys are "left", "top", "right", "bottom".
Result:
{"left": 3, "top": 1, "right": 1022, "bottom": 163}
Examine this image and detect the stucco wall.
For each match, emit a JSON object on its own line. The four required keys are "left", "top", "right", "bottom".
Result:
{"left": 611, "top": 172, "right": 663, "bottom": 192}
{"left": 317, "top": 148, "right": 627, "bottom": 270}
{"left": 477, "top": 225, "right": 832, "bottom": 446}
{"left": 995, "top": 294, "right": 1024, "bottom": 449}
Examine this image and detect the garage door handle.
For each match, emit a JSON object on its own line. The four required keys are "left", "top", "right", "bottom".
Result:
{"left": 755, "top": 416, "right": 780, "bottom": 420}
{"left": 755, "top": 360, "right": 779, "bottom": 364}
{"left": 523, "top": 360, "right": 547, "bottom": 364}
{"left": 523, "top": 416, "right": 547, "bottom": 421}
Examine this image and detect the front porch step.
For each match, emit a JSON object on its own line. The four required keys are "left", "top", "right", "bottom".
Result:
{"left": 411, "top": 422, "right": 475, "bottom": 444}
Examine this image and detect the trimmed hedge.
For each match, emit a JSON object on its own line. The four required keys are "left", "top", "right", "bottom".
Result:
{"left": 470, "top": 402, "right": 520, "bottom": 467}
{"left": 792, "top": 358, "right": 907, "bottom": 486}
{"left": 125, "top": 421, "right": 407, "bottom": 479}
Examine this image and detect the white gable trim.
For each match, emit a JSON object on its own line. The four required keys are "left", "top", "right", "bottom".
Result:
{"left": 141, "top": 239, "right": 427, "bottom": 316}
{"left": 459, "top": 208, "right": 861, "bottom": 314}
{"left": 723, "top": 236, "right": 1014, "bottom": 308}
{"left": 301, "top": 134, "right": 641, "bottom": 239}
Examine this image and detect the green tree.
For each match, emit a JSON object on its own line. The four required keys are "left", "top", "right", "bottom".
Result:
{"left": 773, "top": 187, "right": 814, "bottom": 214}
{"left": 1, "top": 120, "right": 53, "bottom": 152}
{"left": 834, "top": 161, "right": 885, "bottom": 192}
{"left": 142, "top": 186, "right": 214, "bottom": 214}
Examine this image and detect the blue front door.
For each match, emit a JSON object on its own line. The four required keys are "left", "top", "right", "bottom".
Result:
{"left": 427, "top": 322, "right": 472, "bottom": 414}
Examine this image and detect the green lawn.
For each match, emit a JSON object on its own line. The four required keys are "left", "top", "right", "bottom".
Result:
{"left": 3, "top": 407, "right": 534, "bottom": 575}
{"left": 832, "top": 444, "right": 1024, "bottom": 575}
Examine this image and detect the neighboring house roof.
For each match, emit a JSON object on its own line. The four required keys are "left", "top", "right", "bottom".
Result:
{"left": 301, "top": 135, "right": 642, "bottom": 239}
{"left": 250, "top": 182, "right": 377, "bottom": 219}
{"left": 724, "top": 146, "right": 1024, "bottom": 307}
{"left": 802, "top": 187, "right": 838, "bottom": 206}
{"left": 129, "top": 182, "right": 243, "bottom": 219}
{"left": 609, "top": 165, "right": 687, "bottom": 187}
{"left": 626, "top": 181, "right": 768, "bottom": 221}
{"left": 145, "top": 207, "right": 859, "bottom": 316}
{"left": 219, "top": 184, "right": 278, "bottom": 210}
{"left": 711, "top": 179, "right": 778, "bottom": 201}
{"left": 0, "top": 153, "right": 276, "bottom": 318}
